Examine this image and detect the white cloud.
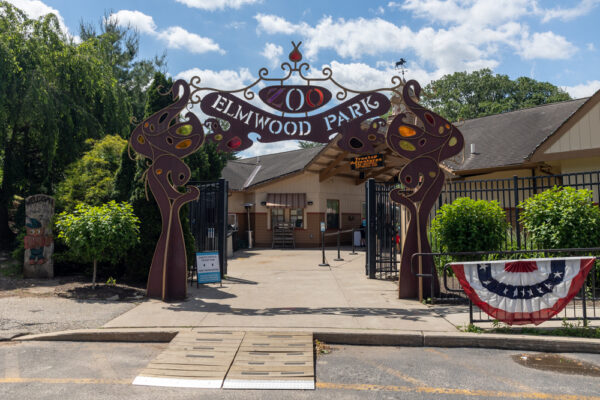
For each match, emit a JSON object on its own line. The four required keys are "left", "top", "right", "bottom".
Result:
{"left": 108, "top": 10, "right": 224, "bottom": 55}
{"left": 6, "top": 0, "right": 70, "bottom": 36}
{"left": 176, "top": 67, "right": 254, "bottom": 90}
{"left": 564, "top": 80, "right": 600, "bottom": 98}
{"left": 107, "top": 10, "right": 156, "bottom": 34}
{"left": 157, "top": 27, "right": 224, "bottom": 54}
{"left": 400, "top": 0, "right": 532, "bottom": 27}
{"left": 540, "top": 0, "right": 600, "bottom": 22}
{"left": 254, "top": 14, "right": 507, "bottom": 76}
{"left": 175, "top": 0, "right": 261, "bottom": 11}
{"left": 260, "top": 42, "right": 283, "bottom": 66}
{"left": 587, "top": 42, "right": 596, "bottom": 51}
{"left": 518, "top": 31, "right": 577, "bottom": 60}
{"left": 255, "top": 13, "right": 301, "bottom": 35}
{"left": 256, "top": 6, "right": 583, "bottom": 77}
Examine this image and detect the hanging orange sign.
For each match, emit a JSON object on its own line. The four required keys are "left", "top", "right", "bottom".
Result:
{"left": 350, "top": 153, "right": 385, "bottom": 170}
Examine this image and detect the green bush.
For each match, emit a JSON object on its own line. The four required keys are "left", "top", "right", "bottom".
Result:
{"left": 430, "top": 197, "right": 509, "bottom": 257}
{"left": 519, "top": 186, "right": 600, "bottom": 249}
{"left": 55, "top": 135, "right": 127, "bottom": 212}
{"left": 55, "top": 201, "right": 140, "bottom": 284}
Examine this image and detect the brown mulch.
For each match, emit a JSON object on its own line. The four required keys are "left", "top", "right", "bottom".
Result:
{"left": 1, "top": 251, "right": 146, "bottom": 301}
{"left": 56, "top": 283, "right": 146, "bottom": 301}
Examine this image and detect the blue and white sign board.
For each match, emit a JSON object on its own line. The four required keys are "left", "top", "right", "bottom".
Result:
{"left": 196, "top": 251, "right": 221, "bottom": 284}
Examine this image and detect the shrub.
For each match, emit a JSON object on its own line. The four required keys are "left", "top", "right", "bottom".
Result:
{"left": 55, "top": 135, "right": 127, "bottom": 211}
{"left": 519, "top": 186, "right": 600, "bottom": 249}
{"left": 55, "top": 201, "right": 140, "bottom": 284}
{"left": 430, "top": 197, "right": 509, "bottom": 256}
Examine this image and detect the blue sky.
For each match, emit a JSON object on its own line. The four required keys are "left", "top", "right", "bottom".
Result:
{"left": 7, "top": 0, "right": 600, "bottom": 157}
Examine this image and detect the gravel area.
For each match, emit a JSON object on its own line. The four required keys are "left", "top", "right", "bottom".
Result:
{"left": 0, "top": 296, "right": 139, "bottom": 340}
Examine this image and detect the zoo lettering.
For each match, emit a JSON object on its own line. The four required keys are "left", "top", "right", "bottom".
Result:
{"left": 201, "top": 91, "right": 390, "bottom": 140}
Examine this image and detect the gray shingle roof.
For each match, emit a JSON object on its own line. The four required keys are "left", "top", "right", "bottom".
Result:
{"left": 222, "top": 145, "right": 325, "bottom": 190}
{"left": 223, "top": 97, "right": 591, "bottom": 187}
{"left": 444, "top": 98, "right": 589, "bottom": 173}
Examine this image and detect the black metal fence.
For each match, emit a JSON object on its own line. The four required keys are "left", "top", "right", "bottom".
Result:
{"left": 366, "top": 179, "right": 400, "bottom": 279}
{"left": 418, "top": 171, "right": 600, "bottom": 326}
{"left": 188, "top": 178, "right": 228, "bottom": 279}
{"left": 430, "top": 171, "right": 600, "bottom": 251}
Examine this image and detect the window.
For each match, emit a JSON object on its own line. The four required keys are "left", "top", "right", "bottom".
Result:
{"left": 326, "top": 199, "right": 340, "bottom": 229}
{"left": 271, "top": 208, "right": 284, "bottom": 228}
{"left": 290, "top": 208, "right": 304, "bottom": 228}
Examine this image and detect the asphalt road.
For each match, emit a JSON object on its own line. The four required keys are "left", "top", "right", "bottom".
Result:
{"left": 1, "top": 341, "right": 600, "bottom": 399}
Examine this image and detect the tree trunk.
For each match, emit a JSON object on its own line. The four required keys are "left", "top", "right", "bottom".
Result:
{"left": 92, "top": 259, "right": 97, "bottom": 286}
{"left": 0, "top": 190, "right": 15, "bottom": 250}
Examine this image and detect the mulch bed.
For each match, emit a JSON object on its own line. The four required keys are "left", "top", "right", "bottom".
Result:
{"left": 56, "top": 283, "right": 146, "bottom": 301}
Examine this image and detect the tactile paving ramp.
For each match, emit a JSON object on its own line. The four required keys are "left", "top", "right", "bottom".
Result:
{"left": 223, "top": 332, "right": 315, "bottom": 390}
{"left": 133, "top": 330, "right": 244, "bottom": 388}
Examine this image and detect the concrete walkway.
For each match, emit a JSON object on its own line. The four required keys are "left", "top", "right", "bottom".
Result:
{"left": 105, "top": 248, "right": 457, "bottom": 333}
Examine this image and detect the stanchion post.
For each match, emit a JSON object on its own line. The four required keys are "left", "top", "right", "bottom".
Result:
{"left": 319, "top": 223, "right": 329, "bottom": 267}
{"left": 349, "top": 228, "right": 358, "bottom": 255}
{"left": 334, "top": 230, "right": 344, "bottom": 261}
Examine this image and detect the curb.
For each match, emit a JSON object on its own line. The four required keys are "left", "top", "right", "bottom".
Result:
{"left": 14, "top": 328, "right": 180, "bottom": 342}
{"left": 13, "top": 328, "right": 600, "bottom": 353}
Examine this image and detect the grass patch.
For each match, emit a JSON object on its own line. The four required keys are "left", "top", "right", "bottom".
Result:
{"left": 0, "top": 263, "right": 22, "bottom": 278}
{"left": 467, "top": 319, "right": 600, "bottom": 339}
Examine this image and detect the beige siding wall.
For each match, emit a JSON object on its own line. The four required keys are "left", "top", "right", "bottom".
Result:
{"left": 545, "top": 100, "right": 600, "bottom": 154}
{"left": 227, "top": 170, "right": 364, "bottom": 247}
{"left": 559, "top": 157, "right": 600, "bottom": 174}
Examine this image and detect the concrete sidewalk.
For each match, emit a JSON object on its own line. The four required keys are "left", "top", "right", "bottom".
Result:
{"left": 13, "top": 248, "right": 600, "bottom": 353}
{"left": 104, "top": 248, "right": 457, "bottom": 332}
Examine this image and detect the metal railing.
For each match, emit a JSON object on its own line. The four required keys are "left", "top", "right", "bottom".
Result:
{"left": 429, "top": 171, "right": 600, "bottom": 251}
{"left": 411, "top": 248, "right": 600, "bottom": 327}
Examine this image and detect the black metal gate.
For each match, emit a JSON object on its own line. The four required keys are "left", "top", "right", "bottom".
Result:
{"left": 189, "top": 178, "right": 228, "bottom": 277}
{"left": 366, "top": 179, "right": 399, "bottom": 279}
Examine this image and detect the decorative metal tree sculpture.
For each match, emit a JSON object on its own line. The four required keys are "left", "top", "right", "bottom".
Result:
{"left": 130, "top": 43, "right": 463, "bottom": 301}
{"left": 387, "top": 81, "right": 464, "bottom": 299}
{"left": 129, "top": 81, "right": 204, "bottom": 300}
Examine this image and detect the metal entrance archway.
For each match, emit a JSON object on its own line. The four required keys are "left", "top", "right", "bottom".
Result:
{"left": 129, "top": 42, "right": 464, "bottom": 301}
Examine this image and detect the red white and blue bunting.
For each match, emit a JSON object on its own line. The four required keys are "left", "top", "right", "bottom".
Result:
{"left": 451, "top": 257, "right": 595, "bottom": 325}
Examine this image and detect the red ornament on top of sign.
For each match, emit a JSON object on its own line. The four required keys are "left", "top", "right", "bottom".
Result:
{"left": 289, "top": 41, "right": 302, "bottom": 62}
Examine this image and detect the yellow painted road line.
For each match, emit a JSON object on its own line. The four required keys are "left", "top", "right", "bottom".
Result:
{"left": 363, "top": 360, "right": 427, "bottom": 387}
{"left": 0, "top": 377, "right": 131, "bottom": 385}
{"left": 423, "top": 348, "right": 534, "bottom": 393}
{"left": 424, "top": 347, "right": 450, "bottom": 360}
{"left": 316, "top": 382, "right": 600, "bottom": 400}
{"left": 2, "top": 376, "right": 598, "bottom": 399}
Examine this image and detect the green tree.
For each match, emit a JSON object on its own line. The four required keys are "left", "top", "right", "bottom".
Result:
{"left": 79, "top": 15, "right": 166, "bottom": 122}
{"left": 421, "top": 69, "right": 571, "bottom": 122}
{"left": 55, "top": 135, "right": 127, "bottom": 211}
{"left": 519, "top": 187, "right": 600, "bottom": 249}
{"left": 431, "top": 198, "right": 509, "bottom": 258}
{"left": 0, "top": 2, "right": 133, "bottom": 248}
{"left": 298, "top": 141, "right": 322, "bottom": 149}
{"left": 55, "top": 201, "right": 140, "bottom": 285}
